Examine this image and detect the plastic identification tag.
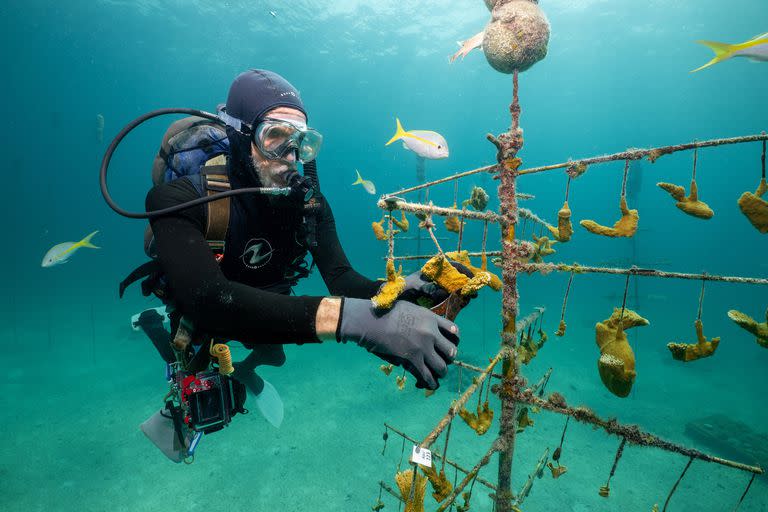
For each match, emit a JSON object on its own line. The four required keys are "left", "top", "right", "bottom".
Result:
{"left": 410, "top": 445, "right": 432, "bottom": 467}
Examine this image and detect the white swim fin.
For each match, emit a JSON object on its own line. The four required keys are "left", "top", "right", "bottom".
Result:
{"left": 254, "top": 378, "right": 284, "bottom": 428}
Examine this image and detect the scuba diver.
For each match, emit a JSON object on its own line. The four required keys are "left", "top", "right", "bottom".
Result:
{"left": 113, "top": 70, "right": 464, "bottom": 462}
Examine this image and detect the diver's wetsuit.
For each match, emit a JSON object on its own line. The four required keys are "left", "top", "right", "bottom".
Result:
{"left": 145, "top": 177, "right": 381, "bottom": 346}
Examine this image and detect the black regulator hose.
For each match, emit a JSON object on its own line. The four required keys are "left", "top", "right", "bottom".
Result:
{"left": 99, "top": 108, "right": 296, "bottom": 219}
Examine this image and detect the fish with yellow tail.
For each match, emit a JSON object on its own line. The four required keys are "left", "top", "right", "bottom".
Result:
{"left": 42, "top": 231, "right": 100, "bottom": 267}
{"left": 692, "top": 32, "right": 768, "bottom": 72}
{"left": 351, "top": 169, "right": 376, "bottom": 195}
{"left": 385, "top": 118, "right": 449, "bottom": 160}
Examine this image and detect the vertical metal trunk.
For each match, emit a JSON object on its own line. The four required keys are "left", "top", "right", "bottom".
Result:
{"left": 494, "top": 71, "right": 524, "bottom": 512}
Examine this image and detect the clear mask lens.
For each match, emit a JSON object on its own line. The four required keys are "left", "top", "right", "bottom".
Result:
{"left": 255, "top": 120, "right": 323, "bottom": 163}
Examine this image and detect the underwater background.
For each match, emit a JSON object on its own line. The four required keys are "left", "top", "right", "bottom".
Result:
{"left": 1, "top": 0, "right": 767, "bottom": 510}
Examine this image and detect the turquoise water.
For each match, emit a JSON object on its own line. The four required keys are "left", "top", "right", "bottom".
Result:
{"left": 2, "top": 0, "right": 767, "bottom": 510}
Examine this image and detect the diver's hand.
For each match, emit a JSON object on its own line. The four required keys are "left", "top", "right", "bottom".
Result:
{"left": 339, "top": 298, "right": 460, "bottom": 390}
{"left": 399, "top": 262, "right": 474, "bottom": 307}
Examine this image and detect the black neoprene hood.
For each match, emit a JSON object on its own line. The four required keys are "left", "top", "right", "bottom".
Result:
{"left": 225, "top": 69, "right": 307, "bottom": 127}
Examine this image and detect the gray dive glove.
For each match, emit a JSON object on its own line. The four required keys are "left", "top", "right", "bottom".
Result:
{"left": 339, "top": 298, "right": 460, "bottom": 390}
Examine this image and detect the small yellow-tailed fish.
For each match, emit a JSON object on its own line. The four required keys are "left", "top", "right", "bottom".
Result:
{"left": 692, "top": 32, "right": 768, "bottom": 72}
{"left": 352, "top": 169, "right": 376, "bottom": 195}
{"left": 385, "top": 118, "right": 449, "bottom": 160}
{"left": 42, "top": 231, "right": 100, "bottom": 267}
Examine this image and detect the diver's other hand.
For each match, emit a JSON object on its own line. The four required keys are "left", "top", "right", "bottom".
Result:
{"left": 400, "top": 262, "right": 474, "bottom": 306}
{"left": 339, "top": 298, "right": 460, "bottom": 390}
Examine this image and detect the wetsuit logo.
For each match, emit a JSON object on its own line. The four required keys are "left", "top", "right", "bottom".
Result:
{"left": 241, "top": 238, "right": 274, "bottom": 269}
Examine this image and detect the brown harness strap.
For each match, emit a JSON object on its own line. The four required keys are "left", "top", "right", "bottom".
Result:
{"left": 202, "top": 155, "right": 230, "bottom": 249}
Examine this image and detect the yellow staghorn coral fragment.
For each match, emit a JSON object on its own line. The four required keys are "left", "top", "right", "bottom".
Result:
{"left": 547, "top": 462, "right": 568, "bottom": 479}
{"left": 462, "top": 186, "right": 490, "bottom": 211}
{"left": 392, "top": 210, "right": 410, "bottom": 232}
{"left": 372, "top": 217, "right": 400, "bottom": 241}
{"left": 419, "top": 463, "right": 453, "bottom": 502}
{"left": 737, "top": 178, "right": 768, "bottom": 233}
{"left": 530, "top": 234, "right": 557, "bottom": 262}
{"left": 444, "top": 203, "right": 464, "bottom": 233}
{"left": 657, "top": 180, "right": 714, "bottom": 219}
{"left": 395, "top": 469, "right": 428, "bottom": 512}
{"left": 516, "top": 407, "right": 535, "bottom": 433}
{"left": 372, "top": 259, "right": 407, "bottom": 309}
{"left": 728, "top": 308, "right": 768, "bottom": 348}
{"left": 458, "top": 401, "right": 494, "bottom": 435}
{"left": 422, "top": 254, "right": 469, "bottom": 294}
{"left": 555, "top": 319, "right": 567, "bottom": 337}
{"left": 461, "top": 271, "right": 491, "bottom": 296}
{"left": 599, "top": 485, "right": 611, "bottom": 498}
{"left": 567, "top": 161, "right": 589, "bottom": 178}
{"left": 446, "top": 250, "right": 502, "bottom": 291}
{"left": 647, "top": 147, "right": 674, "bottom": 163}
{"left": 372, "top": 219, "right": 386, "bottom": 240}
{"left": 667, "top": 319, "right": 720, "bottom": 362}
{"left": 396, "top": 375, "right": 407, "bottom": 390}
{"left": 580, "top": 197, "right": 639, "bottom": 238}
{"left": 546, "top": 201, "right": 573, "bottom": 242}
{"left": 380, "top": 364, "right": 394, "bottom": 376}
{"left": 595, "top": 308, "right": 650, "bottom": 397}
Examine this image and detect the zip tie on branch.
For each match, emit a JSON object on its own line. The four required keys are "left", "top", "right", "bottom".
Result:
{"left": 383, "top": 423, "right": 498, "bottom": 491}
{"left": 523, "top": 262, "right": 768, "bottom": 286}
{"left": 503, "top": 132, "right": 768, "bottom": 178}
{"left": 507, "top": 388, "right": 764, "bottom": 475}
{"left": 436, "top": 438, "right": 505, "bottom": 512}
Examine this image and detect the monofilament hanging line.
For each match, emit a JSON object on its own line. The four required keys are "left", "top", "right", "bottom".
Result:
{"left": 554, "top": 416, "right": 570, "bottom": 460}
{"left": 382, "top": 425, "right": 389, "bottom": 456}
{"left": 442, "top": 418, "right": 453, "bottom": 474}
{"left": 732, "top": 473, "right": 756, "bottom": 511}
{"left": 397, "top": 434, "right": 407, "bottom": 473}
{"left": 558, "top": 272, "right": 574, "bottom": 327}
{"left": 621, "top": 159, "right": 630, "bottom": 198}
{"left": 692, "top": 142, "right": 699, "bottom": 181}
{"left": 697, "top": 274, "right": 706, "bottom": 321}
{"left": 601, "top": 437, "right": 627, "bottom": 495}
{"left": 619, "top": 267, "right": 633, "bottom": 322}
{"left": 564, "top": 175, "right": 572, "bottom": 202}
{"left": 662, "top": 457, "right": 694, "bottom": 512}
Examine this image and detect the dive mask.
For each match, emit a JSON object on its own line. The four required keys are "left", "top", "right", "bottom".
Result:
{"left": 253, "top": 118, "right": 323, "bottom": 163}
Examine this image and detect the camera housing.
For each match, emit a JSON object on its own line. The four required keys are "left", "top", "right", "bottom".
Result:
{"left": 181, "top": 370, "right": 246, "bottom": 434}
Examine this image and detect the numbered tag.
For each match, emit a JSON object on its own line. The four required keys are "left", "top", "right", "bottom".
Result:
{"left": 410, "top": 445, "right": 432, "bottom": 467}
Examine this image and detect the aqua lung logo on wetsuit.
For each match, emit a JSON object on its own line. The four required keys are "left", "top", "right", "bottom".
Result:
{"left": 241, "top": 238, "right": 274, "bottom": 269}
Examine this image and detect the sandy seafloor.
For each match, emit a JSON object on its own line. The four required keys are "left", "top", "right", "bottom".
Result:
{"left": 2, "top": 264, "right": 766, "bottom": 512}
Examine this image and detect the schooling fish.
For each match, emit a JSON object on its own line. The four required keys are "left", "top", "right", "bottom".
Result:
{"left": 352, "top": 169, "right": 376, "bottom": 195}
{"left": 42, "top": 231, "right": 100, "bottom": 268}
{"left": 385, "top": 118, "right": 449, "bottom": 160}
{"left": 692, "top": 32, "right": 768, "bottom": 72}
